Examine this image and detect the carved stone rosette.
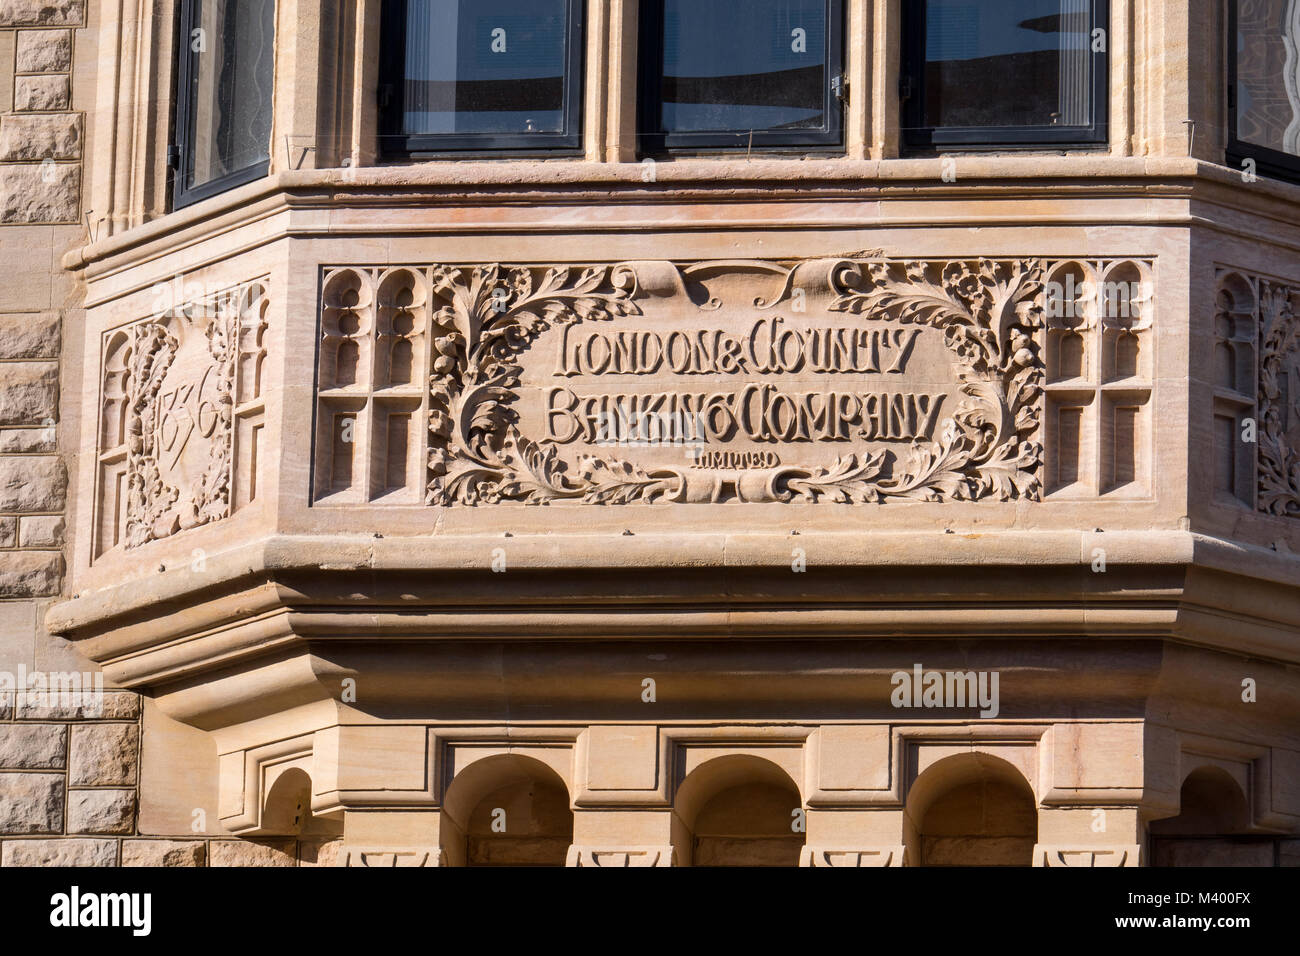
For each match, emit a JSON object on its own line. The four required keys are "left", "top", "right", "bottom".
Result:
{"left": 94, "top": 279, "right": 269, "bottom": 556}
{"left": 313, "top": 257, "right": 1155, "bottom": 508}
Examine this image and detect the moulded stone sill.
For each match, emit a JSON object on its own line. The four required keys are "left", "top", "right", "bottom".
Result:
{"left": 62, "top": 154, "right": 1296, "bottom": 274}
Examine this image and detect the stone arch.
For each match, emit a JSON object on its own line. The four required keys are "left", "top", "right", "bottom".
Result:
{"left": 905, "top": 752, "right": 1038, "bottom": 867}
{"left": 440, "top": 754, "right": 574, "bottom": 867}
{"left": 1148, "top": 765, "right": 1275, "bottom": 866}
{"left": 261, "top": 767, "right": 340, "bottom": 838}
{"left": 673, "top": 754, "right": 805, "bottom": 867}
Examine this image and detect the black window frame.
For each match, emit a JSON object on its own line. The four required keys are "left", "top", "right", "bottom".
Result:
{"left": 172, "top": 0, "right": 275, "bottom": 211}
{"left": 1226, "top": 0, "right": 1300, "bottom": 183}
{"left": 378, "top": 0, "right": 586, "bottom": 159}
{"left": 901, "top": 0, "right": 1110, "bottom": 152}
{"left": 637, "top": 0, "right": 846, "bottom": 154}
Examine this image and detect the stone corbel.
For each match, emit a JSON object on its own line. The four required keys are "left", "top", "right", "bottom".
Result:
{"left": 1033, "top": 845, "right": 1142, "bottom": 867}
{"left": 799, "top": 845, "right": 909, "bottom": 867}
{"left": 565, "top": 846, "right": 676, "bottom": 867}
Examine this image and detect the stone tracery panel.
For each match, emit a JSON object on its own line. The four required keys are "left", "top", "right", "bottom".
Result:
{"left": 313, "top": 258, "right": 1154, "bottom": 507}
{"left": 93, "top": 278, "right": 269, "bottom": 556}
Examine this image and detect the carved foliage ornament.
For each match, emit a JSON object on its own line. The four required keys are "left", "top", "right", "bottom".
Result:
{"left": 401, "top": 257, "right": 1049, "bottom": 506}
{"left": 1259, "top": 279, "right": 1300, "bottom": 516}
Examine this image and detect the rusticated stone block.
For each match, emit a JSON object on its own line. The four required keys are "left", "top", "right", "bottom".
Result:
{"left": 0, "top": 427, "right": 56, "bottom": 453}
{"left": 69, "top": 723, "right": 137, "bottom": 786}
{"left": 2, "top": 838, "right": 117, "bottom": 866}
{"left": 0, "top": 113, "right": 81, "bottom": 161}
{"left": 299, "top": 840, "right": 342, "bottom": 867}
{"left": 15, "top": 29, "right": 72, "bottom": 72}
{"left": 0, "top": 723, "right": 65, "bottom": 769}
{"left": 66, "top": 788, "right": 136, "bottom": 834}
{"left": 19, "top": 515, "right": 64, "bottom": 548}
{"left": 0, "top": 772, "right": 61, "bottom": 832}
{"left": 0, "top": 163, "right": 80, "bottom": 223}
{"left": 0, "top": 1, "right": 84, "bottom": 26}
{"left": 0, "top": 455, "right": 65, "bottom": 509}
{"left": 14, "top": 74, "right": 70, "bottom": 112}
{"left": 209, "top": 839, "right": 297, "bottom": 867}
{"left": 122, "top": 840, "right": 206, "bottom": 867}
{"left": 0, "top": 551, "right": 62, "bottom": 598}
{"left": 0, "top": 515, "right": 15, "bottom": 547}
{"left": 18, "top": 688, "right": 137, "bottom": 720}
{"left": 0, "top": 313, "right": 60, "bottom": 359}
{"left": 0, "top": 363, "right": 58, "bottom": 426}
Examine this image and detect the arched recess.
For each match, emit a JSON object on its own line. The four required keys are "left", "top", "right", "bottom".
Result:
{"left": 261, "top": 767, "right": 342, "bottom": 838}
{"left": 440, "top": 754, "right": 574, "bottom": 867}
{"left": 1149, "top": 766, "right": 1272, "bottom": 866}
{"left": 905, "top": 752, "right": 1038, "bottom": 867}
{"left": 673, "top": 754, "right": 805, "bottom": 867}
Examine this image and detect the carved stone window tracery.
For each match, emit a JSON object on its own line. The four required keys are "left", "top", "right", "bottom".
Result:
{"left": 1042, "top": 259, "right": 1154, "bottom": 498}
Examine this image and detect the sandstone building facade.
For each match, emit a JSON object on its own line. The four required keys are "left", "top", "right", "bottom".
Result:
{"left": 0, "top": 0, "right": 1298, "bottom": 867}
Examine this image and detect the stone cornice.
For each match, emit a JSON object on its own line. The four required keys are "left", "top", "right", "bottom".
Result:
{"left": 43, "top": 530, "right": 1300, "bottom": 689}
{"left": 62, "top": 156, "right": 1300, "bottom": 281}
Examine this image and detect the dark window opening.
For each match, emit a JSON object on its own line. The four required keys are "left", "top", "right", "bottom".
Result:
{"left": 902, "top": 0, "right": 1108, "bottom": 151}
{"left": 173, "top": 0, "right": 276, "bottom": 209}
{"left": 639, "top": 0, "right": 845, "bottom": 152}
{"left": 379, "top": 0, "right": 585, "bottom": 156}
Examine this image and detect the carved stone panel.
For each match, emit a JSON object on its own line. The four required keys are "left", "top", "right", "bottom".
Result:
{"left": 340, "top": 846, "right": 445, "bottom": 867}
{"left": 313, "top": 258, "right": 1152, "bottom": 507}
{"left": 1033, "top": 845, "right": 1141, "bottom": 867}
{"left": 565, "top": 845, "right": 675, "bottom": 867}
{"left": 1259, "top": 280, "right": 1300, "bottom": 516}
{"left": 94, "top": 279, "right": 269, "bottom": 556}
{"left": 1213, "top": 268, "right": 1300, "bottom": 517}
{"left": 800, "top": 845, "right": 908, "bottom": 867}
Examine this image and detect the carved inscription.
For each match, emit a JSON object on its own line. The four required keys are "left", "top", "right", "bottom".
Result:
{"left": 95, "top": 280, "right": 269, "bottom": 554}
{"left": 314, "top": 258, "right": 1140, "bottom": 506}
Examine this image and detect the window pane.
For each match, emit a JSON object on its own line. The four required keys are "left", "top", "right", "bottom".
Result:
{"left": 657, "top": 0, "right": 829, "bottom": 134}
{"left": 919, "top": 0, "right": 1093, "bottom": 129}
{"left": 183, "top": 0, "right": 275, "bottom": 192}
{"left": 1236, "top": 0, "right": 1299, "bottom": 156}
{"left": 399, "top": 0, "right": 570, "bottom": 135}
